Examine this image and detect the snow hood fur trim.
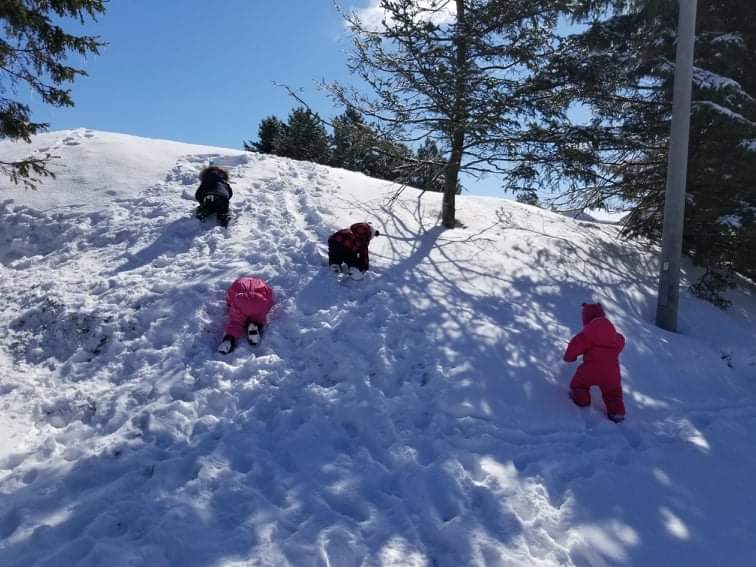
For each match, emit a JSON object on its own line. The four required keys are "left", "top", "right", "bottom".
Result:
{"left": 200, "top": 165, "right": 229, "bottom": 184}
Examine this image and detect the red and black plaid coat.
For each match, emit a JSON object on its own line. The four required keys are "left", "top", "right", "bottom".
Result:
{"left": 328, "top": 222, "right": 374, "bottom": 271}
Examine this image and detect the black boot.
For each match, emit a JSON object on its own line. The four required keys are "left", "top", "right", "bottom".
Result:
{"left": 247, "top": 323, "right": 261, "bottom": 345}
{"left": 217, "top": 210, "right": 231, "bottom": 228}
{"left": 217, "top": 335, "right": 236, "bottom": 354}
{"left": 196, "top": 205, "right": 212, "bottom": 221}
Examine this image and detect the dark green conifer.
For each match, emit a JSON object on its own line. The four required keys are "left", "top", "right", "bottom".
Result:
{"left": 276, "top": 107, "right": 331, "bottom": 165}
{"left": 0, "top": 0, "right": 106, "bottom": 187}
{"left": 527, "top": 0, "right": 756, "bottom": 304}
{"left": 245, "top": 116, "right": 287, "bottom": 154}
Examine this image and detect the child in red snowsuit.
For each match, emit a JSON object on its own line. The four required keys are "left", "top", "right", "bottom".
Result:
{"left": 327, "top": 222, "right": 379, "bottom": 280}
{"left": 218, "top": 277, "right": 274, "bottom": 354}
{"left": 563, "top": 303, "right": 626, "bottom": 422}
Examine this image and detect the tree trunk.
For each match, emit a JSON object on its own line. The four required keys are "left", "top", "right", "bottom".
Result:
{"left": 442, "top": 0, "right": 468, "bottom": 229}
{"left": 442, "top": 149, "right": 462, "bottom": 228}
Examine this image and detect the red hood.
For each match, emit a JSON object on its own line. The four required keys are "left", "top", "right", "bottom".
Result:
{"left": 582, "top": 303, "right": 606, "bottom": 325}
{"left": 350, "top": 222, "right": 374, "bottom": 242}
{"left": 583, "top": 317, "right": 623, "bottom": 349}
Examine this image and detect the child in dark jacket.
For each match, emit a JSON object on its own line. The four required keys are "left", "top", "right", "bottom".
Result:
{"left": 563, "top": 303, "right": 626, "bottom": 422}
{"left": 327, "top": 222, "right": 379, "bottom": 280}
{"left": 218, "top": 277, "right": 274, "bottom": 354}
{"left": 195, "top": 166, "right": 233, "bottom": 227}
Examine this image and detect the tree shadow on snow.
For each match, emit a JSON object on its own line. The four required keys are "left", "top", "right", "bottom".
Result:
{"left": 1, "top": 188, "right": 753, "bottom": 566}
{"left": 309, "top": 193, "right": 756, "bottom": 566}
{"left": 113, "top": 217, "right": 207, "bottom": 274}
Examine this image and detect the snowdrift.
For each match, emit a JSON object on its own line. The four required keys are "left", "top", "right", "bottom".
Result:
{"left": 1, "top": 129, "right": 755, "bottom": 566}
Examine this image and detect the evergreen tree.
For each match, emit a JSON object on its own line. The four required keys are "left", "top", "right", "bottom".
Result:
{"left": 525, "top": 0, "right": 756, "bottom": 304}
{"left": 244, "top": 116, "right": 286, "bottom": 153}
{"left": 0, "top": 0, "right": 106, "bottom": 187}
{"left": 333, "top": 0, "right": 568, "bottom": 228}
{"left": 515, "top": 191, "right": 539, "bottom": 207}
{"left": 276, "top": 107, "right": 331, "bottom": 165}
{"left": 407, "top": 139, "right": 448, "bottom": 193}
{"left": 365, "top": 136, "right": 412, "bottom": 182}
{"left": 330, "top": 106, "right": 371, "bottom": 171}
{"left": 329, "top": 106, "right": 411, "bottom": 182}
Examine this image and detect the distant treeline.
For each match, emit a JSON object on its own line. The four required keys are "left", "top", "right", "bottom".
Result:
{"left": 244, "top": 106, "right": 458, "bottom": 194}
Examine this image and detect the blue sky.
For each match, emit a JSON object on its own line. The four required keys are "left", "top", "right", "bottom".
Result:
{"left": 30, "top": 1, "right": 508, "bottom": 197}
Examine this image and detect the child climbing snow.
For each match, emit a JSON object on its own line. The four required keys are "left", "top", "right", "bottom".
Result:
{"left": 217, "top": 277, "right": 274, "bottom": 354}
{"left": 195, "top": 165, "right": 233, "bottom": 227}
{"left": 327, "top": 222, "right": 379, "bottom": 280}
{"left": 563, "top": 303, "right": 626, "bottom": 422}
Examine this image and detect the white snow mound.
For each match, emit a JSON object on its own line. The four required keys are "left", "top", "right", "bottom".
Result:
{"left": 0, "top": 129, "right": 755, "bottom": 566}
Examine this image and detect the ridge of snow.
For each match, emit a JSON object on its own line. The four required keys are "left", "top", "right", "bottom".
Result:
{"left": 0, "top": 128, "right": 245, "bottom": 210}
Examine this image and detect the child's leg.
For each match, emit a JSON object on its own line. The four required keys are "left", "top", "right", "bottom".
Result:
{"left": 196, "top": 205, "right": 211, "bottom": 220}
{"left": 341, "top": 249, "right": 360, "bottom": 270}
{"left": 223, "top": 304, "right": 247, "bottom": 340}
{"left": 570, "top": 388, "right": 591, "bottom": 407}
{"left": 328, "top": 241, "right": 343, "bottom": 267}
{"left": 328, "top": 241, "right": 355, "bottom": 271}
{"left": 215, "top": 199, "right": 230, "bottom": 227}
{"left": 600, "top": 386, "right": 626, "bottom": 419}
{"left": 569, "top": 375, "right": 591, "bottom": 407}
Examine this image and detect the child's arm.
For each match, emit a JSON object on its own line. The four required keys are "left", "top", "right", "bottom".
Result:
{"left": 616, "top": 332, "right": 626, "bottom": 353}
{"left": 563, "top": 332, "right": 589, "bottom": 362}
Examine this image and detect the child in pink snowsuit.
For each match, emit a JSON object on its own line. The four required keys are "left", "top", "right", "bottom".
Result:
{"left": 218, "top": 277, "right": 274, "bottom": 354}
{"left": 563, "top": 303, "right": 626, "bottom": 422}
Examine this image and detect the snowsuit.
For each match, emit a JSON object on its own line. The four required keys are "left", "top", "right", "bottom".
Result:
{"left": 195, "top": 166, "right": 233, "bottom": 226}
{"left": 328, "top": 223, "right": 376, "bottom": 272}
{"left": 223, "top": 277, "right": 274, "bottom": 340}
{"left": 564, "top": 303, "right": 626, "bottom": 419}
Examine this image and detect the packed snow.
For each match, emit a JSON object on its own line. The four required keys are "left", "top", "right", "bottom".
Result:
{"left": 708, "top": 32, "right": 745, "bottom": 48}
{"left": 692, "top": 99, "right": 756, "bottom": 126}
{"left": 1, "top": 129, "right": 755, "bottom": 566}
{"left": 692, "top": 66, "right": 745, "bottom": 93}
{"left": 718, "top": 214, "right": 743, "bottom": 230}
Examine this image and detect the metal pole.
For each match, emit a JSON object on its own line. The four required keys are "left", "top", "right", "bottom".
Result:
{"left": 655, "top": 0, "right": 697, "bottom": 332}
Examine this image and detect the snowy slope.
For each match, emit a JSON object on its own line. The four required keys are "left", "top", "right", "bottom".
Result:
{"left": 0, "top": 129, "right": 244, "bottom": 211}
{"left": 1, "top": 129, "right": 755, "bottom": 566}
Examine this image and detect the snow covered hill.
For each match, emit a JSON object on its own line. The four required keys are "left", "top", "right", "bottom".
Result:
{"left": 1, "top": 129, "right": 755, "bottom": 566}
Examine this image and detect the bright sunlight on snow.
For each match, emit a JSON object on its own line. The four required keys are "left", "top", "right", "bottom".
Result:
{"left": 1, "top": 129, "right": 755, "bottom": 566}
